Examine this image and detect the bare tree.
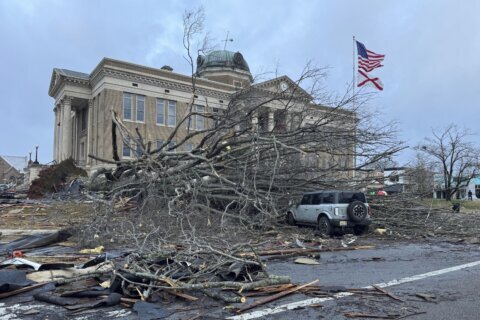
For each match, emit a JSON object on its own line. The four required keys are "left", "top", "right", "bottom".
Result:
{"left": 405, "top": 151, "right": 435, "bottom": 197}
{"left": 86, "top": 8, "right": 405, "bottom": 250}
{"left": 416, "top": 124, "right": 479, "bottom": 201}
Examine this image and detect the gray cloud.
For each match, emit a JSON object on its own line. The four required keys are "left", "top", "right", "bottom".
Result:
{"left": 1, "top": 0, "right": 478, "bottom": 164}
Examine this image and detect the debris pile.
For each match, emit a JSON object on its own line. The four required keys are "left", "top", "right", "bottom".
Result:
{"left": 370, "top": 194, "right": 480, "bottom": 239}
{"left": 27, "top": 159, "right": 87, "bottom": 199}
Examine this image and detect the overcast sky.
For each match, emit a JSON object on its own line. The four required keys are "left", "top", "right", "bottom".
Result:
{"left": 1, "top": 0, "right": 479, "bottom": 164}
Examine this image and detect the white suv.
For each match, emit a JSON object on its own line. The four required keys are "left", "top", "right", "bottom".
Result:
{"left": 286, "top": 190, "right": 371, "bottom": 236}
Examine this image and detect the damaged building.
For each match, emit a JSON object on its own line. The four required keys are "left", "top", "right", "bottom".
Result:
{"left": 49, "top": 50, "right": 356, "bottom": 175}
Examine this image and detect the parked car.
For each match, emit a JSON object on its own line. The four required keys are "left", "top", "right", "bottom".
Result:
{"left": 286, "top": 190, "right": 371, "bottom": 236}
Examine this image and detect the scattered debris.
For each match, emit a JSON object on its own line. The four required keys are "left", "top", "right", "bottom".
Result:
{"left": 415, "top": 293, "right": 437, "bottom": 302}
{"left": 294, "top": 258, "right": 320, "bottom": 265}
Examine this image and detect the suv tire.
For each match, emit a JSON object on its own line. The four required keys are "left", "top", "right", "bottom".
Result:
{"left": 317, "top": 216, "right": 332, "bottom": 236}
{"left": 286, "top": 212, "right": 296, "bottom": 225}
{"left": 347, "top": 201, "right": 368, "bottom": 222}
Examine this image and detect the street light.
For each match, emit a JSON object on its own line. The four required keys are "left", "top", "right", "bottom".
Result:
{"left": 33, "top": 145, "right": 39, "bottom": 165}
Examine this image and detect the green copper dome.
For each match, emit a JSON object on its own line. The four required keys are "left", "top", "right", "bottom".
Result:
{"left": 196, "top": 50, "right": 250, "bottom": 73}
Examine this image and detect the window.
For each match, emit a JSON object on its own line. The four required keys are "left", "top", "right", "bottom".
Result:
{"left": 135, "top": 143, "right": 143, "bottom": 157}
{"left": 123, "top": 93, "right": 132, "bottom": 120}
{"left": 81, "top": 108, "right": 87, "bottom": 131}
{"left": 136, "top": 95, "right": 145, "bottom": 122}
{"left": 156, "top": 99, "right": 165, "bottom": 125}
{"left": 195, "top": 105, "right": 205, "bottom": 130}
{"left": 122, "top": 140, "right": 131, "bottom": 157}
{"left": 312, "top": 194, "right": 322, "bottom": 205}
{"left": 300, "top": 195, "right": 311, "bottom": 205}
{"left": 167, "top": 101, "right": 176, "bottom": 127}
{"left": 167, "top": 140, "right": 176, "bottom": 152}
{"left": 185, "top": 143, "right": 193, "bottom": 152}
{"left": 156, "top": 139, "right": 164, "bottom": 150}
{"left": 79, "top": 142, "right": 85, "bottom": 159}
{"left": 322, "top": 193, "right": 335, "bottom": 204}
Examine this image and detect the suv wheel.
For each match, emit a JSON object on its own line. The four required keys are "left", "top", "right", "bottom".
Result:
{"left": 317, "top": 216, "right": 332, "bottom": 236}
{"left": 347, "top": 201, "right": 368, "bottom": 222}
{"left": 286, "top": 212, "right": 296, "bottom": 225}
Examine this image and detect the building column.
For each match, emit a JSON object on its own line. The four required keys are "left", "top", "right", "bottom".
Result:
{"left": 57, "top": 104, "right": 64, "bottom": 162}
{"left": 61, "top": 96, "right": 72, "bottom": 160}
{"left": 251, "top": 110, "right": 258, "bottom": 131}
{"left": 286, "top": 113, "right": 291, "bottom": 131}
{"left": 86, "top": 99, "right": 93, "bottom": 166}
{"left": 53, "top": 106, "right": 58, "bottom": 162}
{"left": 268, "top": 109, "right": 275, "bottom": 131}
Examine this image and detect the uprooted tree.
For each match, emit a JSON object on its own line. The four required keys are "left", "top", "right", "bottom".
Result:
{"left": 416, "top": 124, "right": 480, "bottom": 201}
{"left": 85, "top": 8, "right": 404, "bottom": 249}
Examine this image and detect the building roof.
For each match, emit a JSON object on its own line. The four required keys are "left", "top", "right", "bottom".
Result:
{"left": 54, "top": 68, "right": 90, "bottom": 80}
{"left": 1, "top": 155, "right": 27, "bottom": 173}
{"left": 196, "top": 50, "right": 250, "bottom": 73}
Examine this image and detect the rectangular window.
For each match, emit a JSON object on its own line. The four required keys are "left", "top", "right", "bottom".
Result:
{"left": 123, "top": 93, "right": 132, "bottom": 120}
{"left": 156, "top": 140, "right": 164, "bottom": 150}
{"left": 81, "top": 108, "right": 87, "bottom": 131}
{"left": 122, "top": 140, "right": 131, "bottom": 157}
{"left": 167, "top": 101, "right": 176, "bottom": 127}
{"left": 185, "top": 143, "right": 193, "bottom": 152}
{"left": 195, "top": 105, "right": 205, "bottom": 130}
{"left": 136, "top": 95, "right": 145, "bottom": 122}
{"left": 135, "top": 143, "right": 143, "bottom": 157}
{"left": 156, "top": 99, "right": 165, "bottom": 125}
{"left": 168, "top": 140, "right": 176, "bottom": 152}
{"left": 80, "top": 142, "right": 85, "bottom": 159}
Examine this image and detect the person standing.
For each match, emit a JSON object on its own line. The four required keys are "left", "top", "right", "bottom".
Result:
{"left": 468, "top": 190, "right": 473, "bottom": 200}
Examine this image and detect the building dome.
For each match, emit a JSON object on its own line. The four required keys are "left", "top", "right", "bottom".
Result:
{"left": 196, "top": 50, "right": 250, "bottom": 73}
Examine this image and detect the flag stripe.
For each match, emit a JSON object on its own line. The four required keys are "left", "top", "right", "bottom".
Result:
{"left": 356, "top": 40, "right": 384, "bottom": 91}
{"left": 358, "top": 69, "right": 383, "bottom": 91}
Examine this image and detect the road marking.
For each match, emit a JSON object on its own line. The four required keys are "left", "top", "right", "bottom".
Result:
{"left": 228, "top": 259, "right": 480, "bottom": 320}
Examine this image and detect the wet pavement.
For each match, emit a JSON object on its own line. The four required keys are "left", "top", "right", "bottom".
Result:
{"left": 229, "top": 240, "right": 480, "bottom": 320}
{"left": 2, "top": 239, "right": 480, "bottom": 319}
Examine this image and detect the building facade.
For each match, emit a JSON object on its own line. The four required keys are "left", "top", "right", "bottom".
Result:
{"left": 49, "top": 50, "right": 355, "bottom": 174}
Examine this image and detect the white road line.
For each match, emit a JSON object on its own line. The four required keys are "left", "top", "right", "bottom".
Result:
{"left": 228, "top": 259, "right": 480, "bottom": 320}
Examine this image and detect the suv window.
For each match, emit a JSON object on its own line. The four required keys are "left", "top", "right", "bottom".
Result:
{"left": 338, "top": 192, "right": 366, "bottom": 204}
{"left": 300, "top": 194, "right": 312, "bottom": 205}
{"left": 312, "top": 194, "right": 322, "bottom": 205}
{"left": 322, "top": 193, "right": 335, "bottom": 204}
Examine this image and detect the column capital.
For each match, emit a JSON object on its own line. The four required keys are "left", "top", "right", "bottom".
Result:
{"left": 62, "top": 96, "right": 72, "bottom": 105}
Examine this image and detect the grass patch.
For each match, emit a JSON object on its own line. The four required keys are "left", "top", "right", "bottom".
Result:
{"left": 421, "top": 198, "right": 480, "bottom": 212}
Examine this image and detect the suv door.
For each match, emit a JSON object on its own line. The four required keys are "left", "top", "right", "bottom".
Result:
{"left": 296, "top": 194, "right": 312, "bottom": 222}
{"left": 306, "top": 193, "right": 323, "bottom": 223}
{"left": 320, "top": 192, "right": 335, "bottom": 218}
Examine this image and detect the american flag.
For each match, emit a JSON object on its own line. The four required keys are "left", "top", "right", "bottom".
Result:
{"left": 356, "top": 40, "right": 384, "bottom": 91}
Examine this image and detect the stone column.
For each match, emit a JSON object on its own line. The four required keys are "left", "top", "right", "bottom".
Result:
{"left": 268, "top": 109, "right": 275, "bottom": 131}
{"left": 61, "top": 96, "right": 72, "bottom": 160}
{"left": 53, "top": 107, "right": 58, "bottom": 161}
{"left": 86, "top": 99, "right": 93, "bottom": 166}
{"left": 251, "top": 110, "right": 258, "bottom": 131}
{"left": 286, "top": 113, "right": 291, "bottom": 131}
{"left": 57, "top": 104, "right": 64, "bottom": 162}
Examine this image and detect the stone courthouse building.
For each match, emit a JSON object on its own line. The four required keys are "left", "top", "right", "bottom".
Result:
{"left": 49, "top": 50, "right": 353, "bottom": 173}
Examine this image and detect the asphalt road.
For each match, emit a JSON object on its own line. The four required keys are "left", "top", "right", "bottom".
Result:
{"left": 228, "top": 240, "right": 480, "bottom": 320}
{"left": 2, "top": 240, "right": 479, "bottom": 319}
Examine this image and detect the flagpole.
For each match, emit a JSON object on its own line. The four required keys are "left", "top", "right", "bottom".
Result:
{"left": 352, "top": 35, "right": 356, "bottom": 105}
{"left": 352, "top": 36, "right": 356, "bottom": 178}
